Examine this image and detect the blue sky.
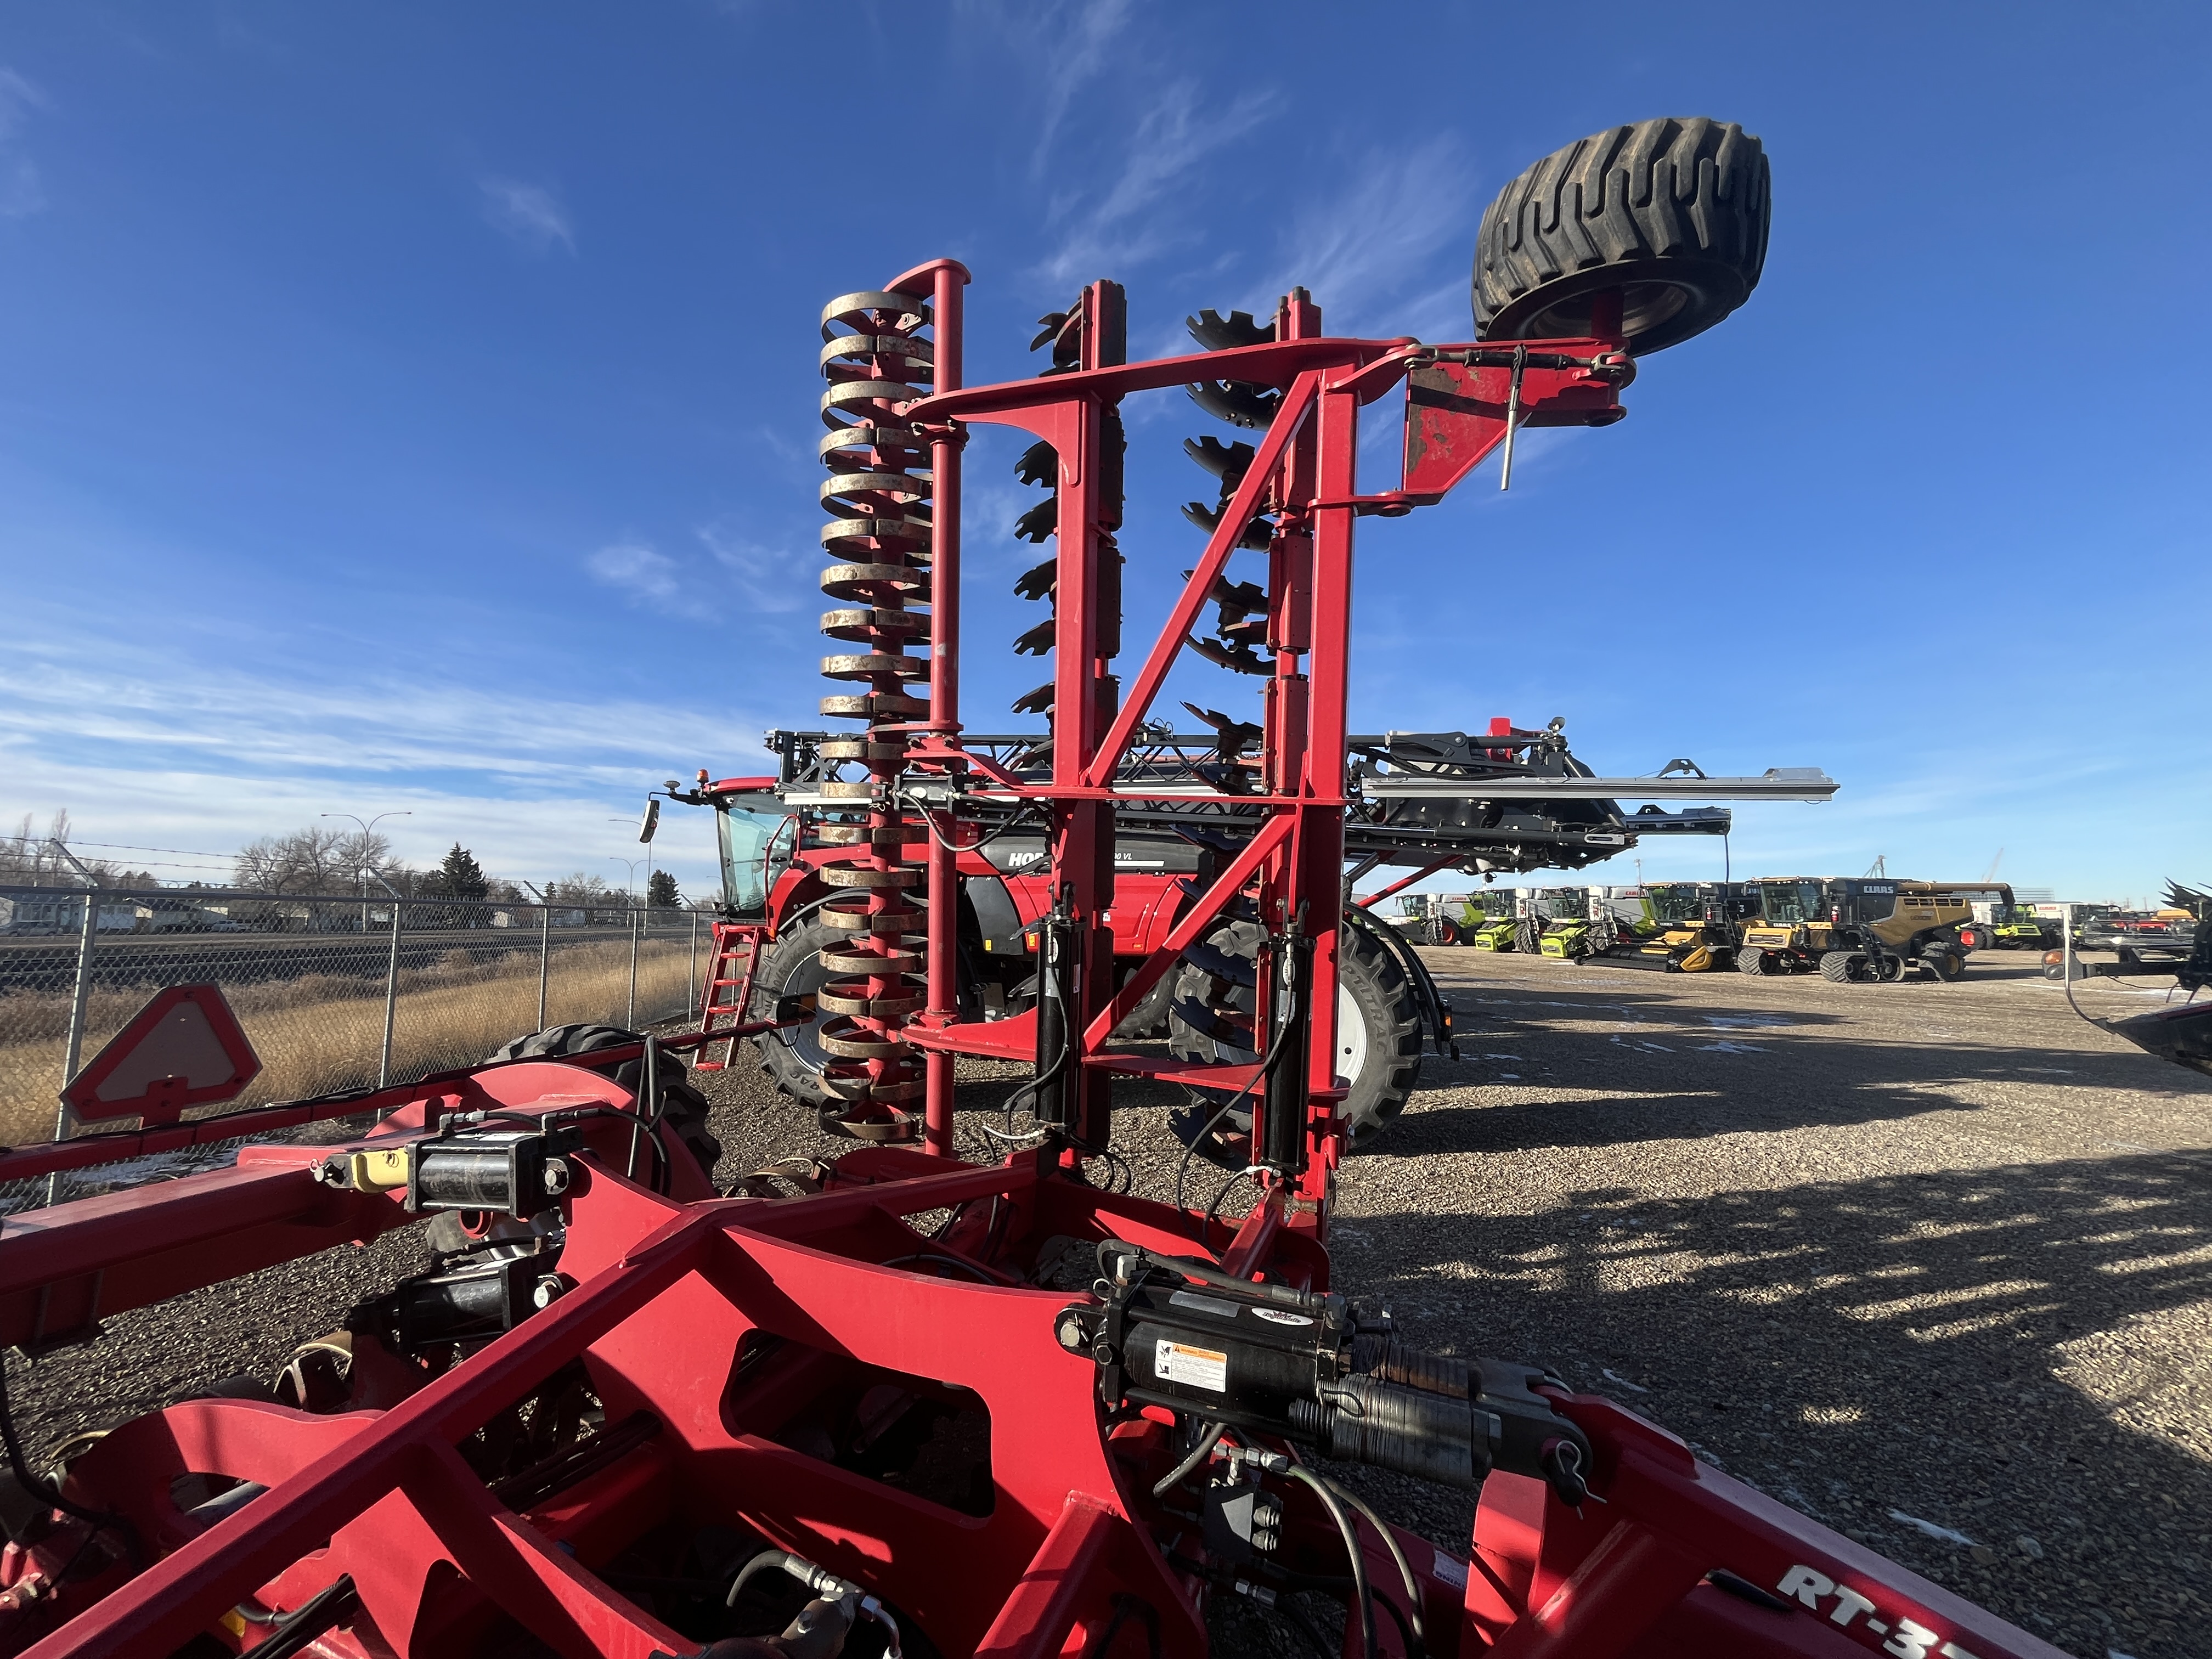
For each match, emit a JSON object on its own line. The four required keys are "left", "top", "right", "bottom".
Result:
{"left": 1, "top": 3, "right": 2205, "bottom": 905}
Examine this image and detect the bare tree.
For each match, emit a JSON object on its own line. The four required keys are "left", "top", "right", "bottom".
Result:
{"left": 232, "top": 825, "right": 380, "bottom": 894}
{"left": 1, "top": 810, "right": 80, "bottom": 886}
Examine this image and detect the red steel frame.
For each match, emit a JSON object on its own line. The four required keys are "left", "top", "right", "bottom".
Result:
{"left": 0, "top": 263, "right": 2070, "bottom": 1659}
{"left": 2, "top": 1066, "right": 2067, "bottom": 1659}
{"left": 897, "top": 274, "right": 1632, "bottom": 1222}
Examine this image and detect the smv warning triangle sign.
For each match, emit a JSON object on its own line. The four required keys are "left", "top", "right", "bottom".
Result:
{"left": 60, "top": 984, "right": 263, "bottom": 1126}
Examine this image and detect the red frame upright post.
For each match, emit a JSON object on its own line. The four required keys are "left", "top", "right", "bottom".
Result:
{"left": 887, "top": 258, "right": 970, "bottom": 1158}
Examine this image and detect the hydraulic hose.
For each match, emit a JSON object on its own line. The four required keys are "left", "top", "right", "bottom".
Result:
{"left": 1150, "top": 1420, "right": 1227, "bottom": 1498}
{"left": 1284, "top": 1464, "right": 1374, "bottom": 1658}
{"left": 1321, "top": 1472, "right": 1425, "bottom": 1658}
{"left": 728, "top": 1549, "right": 902, "bottom": 1659}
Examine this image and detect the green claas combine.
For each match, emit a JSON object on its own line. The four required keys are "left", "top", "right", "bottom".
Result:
{"left": 1989, "top": 904, "right": 2057, "bottom": 949}
{"left": 1466, "top": 893, "right": 1520, "bottom": 950}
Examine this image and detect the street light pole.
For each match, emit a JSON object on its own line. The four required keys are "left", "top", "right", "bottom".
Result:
{"left": 608, "top": 854, "right": 645, "bottom": 1028}
{"left": 609, "top": 819, "right": 657, "bottom": 912}
{"left": 607, "top": 855, "right": 644, "bottom": 905}
{"left": 323, "top": 811, "right": 411, "bottom": 932}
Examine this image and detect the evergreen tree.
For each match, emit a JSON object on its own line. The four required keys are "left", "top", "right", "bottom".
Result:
{"left": 646, "top": 869, "right": 681, "bottom": 909}
{"left": 423, "top": 842, "right": 490, "bottom": 900}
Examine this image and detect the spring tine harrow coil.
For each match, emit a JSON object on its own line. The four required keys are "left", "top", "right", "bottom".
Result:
{"left": 811, "top": 289, "right": 936, "bottom": 1138}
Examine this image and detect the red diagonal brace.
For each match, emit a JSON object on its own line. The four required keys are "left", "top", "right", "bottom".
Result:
{"left": 1084, "top": 373, "right": 1322, "bottom": 789}
{"left": 1081, "top": 813, "right": 1295, "bottom": 1050}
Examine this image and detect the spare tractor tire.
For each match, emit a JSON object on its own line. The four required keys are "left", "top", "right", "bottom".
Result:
{"left": 1474, "top": 117, "right": 1769, "bottom": 355}
{"left": 1167, "top": 920, "right": 1424, "bottom": 1154}
{"left": 483, "top": 1022, "right": 721, "bottom": 1180}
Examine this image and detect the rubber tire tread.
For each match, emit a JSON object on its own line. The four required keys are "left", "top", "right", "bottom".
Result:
{"left": 745, "top": 916, "right": 845, "bottom": 1108}
{"left": 1166, "top": 920, "right": 1424, "bottom": 1149}
{"left": 1335, "top": 921, "right": 1425, "bottom": 1145}
{"left": 1473, "top": 116, "right": 1770, "bottom": 354}
{"left": 1735, "top": 947, "right": 1769, "bottom": 976}
{"left": 1819, "top": 951, "right": 1858, "bottom": 984}
{"left": 482, "top": 1022, "right": 721, "bottom": 1179}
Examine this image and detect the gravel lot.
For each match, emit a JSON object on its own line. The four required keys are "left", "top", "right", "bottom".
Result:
{"left": 9, "top": 949, "right": 2207, "bottom": 1657}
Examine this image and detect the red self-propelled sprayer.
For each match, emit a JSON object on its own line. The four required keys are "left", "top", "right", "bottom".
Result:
{"left": 0, "top": 119, "right": 2069, "bottom": 1659}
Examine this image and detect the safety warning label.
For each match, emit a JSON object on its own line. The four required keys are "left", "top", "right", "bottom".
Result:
{"left": 1154, "top": 1338, "right": 1228, "bottom": 1393}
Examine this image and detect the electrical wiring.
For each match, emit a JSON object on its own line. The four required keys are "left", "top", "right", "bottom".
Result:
{"left": 1171, "top": 991, "right": 1298, "bottom": 1220}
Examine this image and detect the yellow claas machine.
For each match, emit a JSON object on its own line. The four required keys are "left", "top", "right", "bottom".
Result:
{"left": 1598, "top": 882, "right": 1757, "bottom": 971}
{"left": 1736, "top": 877, "right": 2013, "bottom": 982}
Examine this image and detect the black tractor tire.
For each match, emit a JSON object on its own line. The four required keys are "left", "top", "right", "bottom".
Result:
{"left": 1736, "top": 947, "right": 1769, "bottom": 977}
{"left": 483, "top": 1022, "right": 721, "bottom": 1179}
{"left": 1167, "top": 921, "right": 1423, "bottom": 1153}
{"left": 1473, "top": 117, "right": 1770, "bottom": 356}
{"left": 1513, "top": 917, "right": 1543, "bottom": 956}
{"left": 743, "top": 916, "right": 847, "bottom": 1109}
{"left": 1922, "top": 949, "right": 1966, "bottom": 983}
{"left": 1818, "top": 950, "right": 1858, "bottom": 984}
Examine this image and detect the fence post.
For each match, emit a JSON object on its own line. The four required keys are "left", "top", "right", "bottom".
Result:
{"left": 380, "top": 897, "right": 404, "bottom": 1087}
{"left": 48, "top": 890, "right": 101, "bottom": 1200}
{"left": 537, "top": 903, "right": 551, "bottom": 1031}
{"left": 627, "top": 907, "right": 640, "bottom": 1029}
{"left": 687, "top": 911, "right": 699, "bottom": 1017}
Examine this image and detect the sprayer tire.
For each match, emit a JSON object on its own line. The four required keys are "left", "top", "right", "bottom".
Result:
{"left": 1474, "top": 116, "right": 1770, "bottom": 355}
{"left": 1167, "top": 921, "right": 1423, "bottom": 1153}
{"left": 744, "top": 916, "right": 845, "bottom": 1109}
{"left": 482, "top": 1022, "right": 721, "bottom": 1178}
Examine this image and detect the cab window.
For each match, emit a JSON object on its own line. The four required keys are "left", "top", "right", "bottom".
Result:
{"left": 717, "top": 801, "right": 797, "bottom": 915}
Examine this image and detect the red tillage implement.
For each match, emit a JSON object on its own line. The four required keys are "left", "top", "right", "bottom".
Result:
{"left": 0, "top": 119, "right": 2065, "bottom": 1658}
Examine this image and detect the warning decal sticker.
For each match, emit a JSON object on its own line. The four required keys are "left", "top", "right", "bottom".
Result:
{"left": 1154, "top": 1338, "right": 1228, "bottom": 1393}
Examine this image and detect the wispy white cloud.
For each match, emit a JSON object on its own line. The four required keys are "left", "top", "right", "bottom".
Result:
{"left": 586, "top": 541, "right": 681, "bottom": 607}
{"left": 1266, "top": 138, "right": 1477, "bottom": 341}
{"left": 0, "top": 645, "right": 750, "bottom": 789}
{"left": 0, "top": 631, "right": 769, "bottom": 890}
{"left": 479, "top": 176, "right": 575, "bottom": 254}
{"left": 1030, "top": 0, "right": 1133, "bottom": 166}
{"left": 697, "top": 522, "right": 806, "bottom": 614}
{"left": 0, "top": 68, "right": 49, "bottom": 218}
{"left": 1035, "top": 80, "right": 1274, "bottom": 288}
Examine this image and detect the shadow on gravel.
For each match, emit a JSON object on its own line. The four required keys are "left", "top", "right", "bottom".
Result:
{"left": 1338, "top": 1151, "right": 2212, "bottom": 1659}
{"left": 1433, "top": 979, "right": 2212, "bottom": 1105}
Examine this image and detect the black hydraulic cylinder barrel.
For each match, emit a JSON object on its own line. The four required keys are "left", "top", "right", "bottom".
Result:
{"left": 1256, "top": 929, "right": 1310, "bottom": 1175}
{"left": 1032, "top": 904, "right": 1077, "bottom": 1128}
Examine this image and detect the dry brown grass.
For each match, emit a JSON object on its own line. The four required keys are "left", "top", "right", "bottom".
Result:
{"left": 0, "top": 940, "right": 698, "bottom": 1146}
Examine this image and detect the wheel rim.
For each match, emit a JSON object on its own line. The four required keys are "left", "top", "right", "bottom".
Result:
{"left": 769, "top": 946, "right": 836, "bottom": 1075}
{"left": 1335, "top": 981, "right": 1367, "bottom": 1089}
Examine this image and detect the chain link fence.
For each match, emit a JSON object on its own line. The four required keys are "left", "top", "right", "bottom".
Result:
{"left": 0, "top": 884, "right": 707, "bottom": 1160}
